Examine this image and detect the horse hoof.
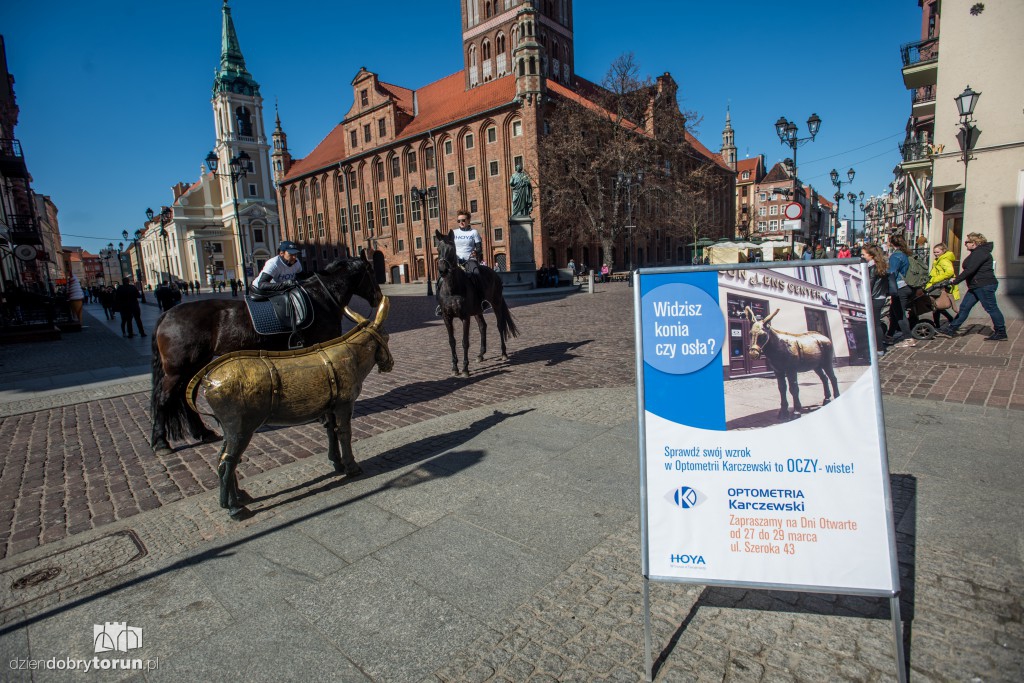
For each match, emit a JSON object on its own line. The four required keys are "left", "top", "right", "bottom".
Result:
{"left": 235, "top": 489, "right": 254, "bottom": 505}
{"left": 501, "top": 354, "right": 509, "bottom": 361}
{"left": 460, "top": 370, "right": 471, "bottom": 378}
{"left": 153, "top": 445, "right": 174, "bottom": 457}
{"left": 228, "top": 506, "right": 253, "bottom": 520}
{"left": 345, "top": 465, "right": 363, "bottom": 477}
{"left": 477, "top": 355, "right": 485, "bottom": 362}
{"left": 822, "top": 398, "right": 832, "bottom": 405}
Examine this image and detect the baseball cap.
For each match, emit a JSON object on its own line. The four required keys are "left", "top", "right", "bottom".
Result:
{"left": 278, "top": 240, "right": 301, "bottom": 255}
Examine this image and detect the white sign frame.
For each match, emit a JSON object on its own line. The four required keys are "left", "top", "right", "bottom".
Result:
{"left": 632, "top": 261, "right": 905, "bottom": 682}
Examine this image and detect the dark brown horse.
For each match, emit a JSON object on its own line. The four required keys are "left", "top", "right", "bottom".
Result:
{"left": 151, "top": 255, "right": 382, "bottom": 456}
{"left": 434, "top": 229, "right": 519, "bottom": 376}
{"left": 745, "top": 307, "right": 840, "bottom": 419}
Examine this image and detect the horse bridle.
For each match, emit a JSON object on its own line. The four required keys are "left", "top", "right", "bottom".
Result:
{"left": 749, "top": 326, "right": 771, "bottom": 358}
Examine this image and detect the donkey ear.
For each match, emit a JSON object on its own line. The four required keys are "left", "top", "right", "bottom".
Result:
{"left": 744, "top": 306, "right": 754, "bottom": 322}
{"left": 764, "top": 309, "right": 780, "bottom": 325}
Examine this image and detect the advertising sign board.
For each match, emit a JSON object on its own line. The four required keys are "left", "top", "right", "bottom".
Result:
{"left": 633, "top": 262, "right": 904, "bottom": 680}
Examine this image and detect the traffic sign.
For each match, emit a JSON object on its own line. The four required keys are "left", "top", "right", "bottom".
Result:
{"left": 783, "top": 202, "right": 803, "bottom": 220}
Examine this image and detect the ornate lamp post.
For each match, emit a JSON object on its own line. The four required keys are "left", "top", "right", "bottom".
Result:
{"left": 847, "top": 191, "right": 865, "bottom": 244}
{"left": 146, "top": 207, "right": 173, "bottom": 283}
{"left": 829, "top": 167, "right": 855, "bottom": 247}
{"left": 954, "top": 85, "right": 981, "bottom": 241}
{"left": 774, "top": 113, "right": 821, "bottom": 184}
{"left": 205, "top": 149, "right": 252, "bottom": 289}
{"left": 616, "top": 171, "right": 644, "bottom": 279}
{"left": 410, "top": 185, "right": 437, "bottom": 296}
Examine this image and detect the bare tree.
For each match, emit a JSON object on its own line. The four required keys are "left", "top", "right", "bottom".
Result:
{"left": 540, "top": 53, "right": 730, "bottom": 269}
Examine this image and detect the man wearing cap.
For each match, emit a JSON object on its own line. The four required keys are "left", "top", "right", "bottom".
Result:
{"left": 251, "top": 241, "right": 303, "bottom": 296}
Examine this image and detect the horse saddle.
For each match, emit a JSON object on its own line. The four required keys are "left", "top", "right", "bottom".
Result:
{"left": 245, "top": 288, "right": 314, "bottom": 338}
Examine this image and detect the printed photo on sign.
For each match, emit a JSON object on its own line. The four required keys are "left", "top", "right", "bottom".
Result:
{"left": 718, "top": 265, "right": 872, "bottom": 430}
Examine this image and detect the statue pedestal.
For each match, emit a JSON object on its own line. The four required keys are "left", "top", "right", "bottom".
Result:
{"left": 500, "top": 215, "right": 537, "bottom": 292}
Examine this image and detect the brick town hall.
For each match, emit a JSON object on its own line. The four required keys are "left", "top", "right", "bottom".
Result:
{"left": 273, "top": 0, "right": 731, "bottom": 283}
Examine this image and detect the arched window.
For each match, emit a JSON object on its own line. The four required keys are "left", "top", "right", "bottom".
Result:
{"left": 469, "top": 45, "right": 478, "bottom": 68}
{"left": 235, "top": 106, "right": 253, "bottom": 137}
{"left": 482, "top": 39, "right": 491, "bottom": 60}
{"left": 485, "top": 1, "right": 492, "bottom": 18}
{"left": 312, "top": 178, "right": 321, "bottom": 199}
{"left": 496, "top": 32, "right": 506, "bottom": 54}
{"left": 511, "top": 25, "right": 518, "bottom": 47}
{"left": 303, "top": 184, "right": 310, "bottom": 203}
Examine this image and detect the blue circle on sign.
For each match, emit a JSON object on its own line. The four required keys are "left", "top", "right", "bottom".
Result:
{"left": 642, "top": 283, "right": 724, "bottom": 375}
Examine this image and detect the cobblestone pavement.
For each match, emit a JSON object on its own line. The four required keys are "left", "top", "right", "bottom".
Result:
{"left": 1, "top": 285, "right": 1021, "bottom": 562}
{"left": 0, "top": 390, "right": 1020, "bottom": 682}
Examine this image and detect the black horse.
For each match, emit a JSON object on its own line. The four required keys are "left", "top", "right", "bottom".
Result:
{"left": 150, "top": 255, "right": 383, "bottom": 456}
{"left": 434, "top": 229, "right": 519, "bottom": 376}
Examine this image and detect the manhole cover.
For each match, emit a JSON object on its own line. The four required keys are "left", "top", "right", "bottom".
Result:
{"left": 0, "top": 530, "right": 146, "bottom": 613}
{"left": 10, "top": 566, "right": 62, "bottom": 590}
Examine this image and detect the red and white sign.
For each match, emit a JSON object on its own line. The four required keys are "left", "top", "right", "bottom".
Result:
{"left": 783, "top": 202, "right": 803, "bottom": 220}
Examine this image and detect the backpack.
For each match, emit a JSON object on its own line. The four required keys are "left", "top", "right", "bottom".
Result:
{"left": 905, "top": 254, "right": 929, "bottom": 288}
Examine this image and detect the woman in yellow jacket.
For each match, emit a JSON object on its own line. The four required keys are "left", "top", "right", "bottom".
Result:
{"left": 926, "top": 242, "right": 959, "bottom": 326}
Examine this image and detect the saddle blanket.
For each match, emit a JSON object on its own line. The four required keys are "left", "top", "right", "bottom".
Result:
{"left": 244, "top": 289, "right": 313, "bottom": 335}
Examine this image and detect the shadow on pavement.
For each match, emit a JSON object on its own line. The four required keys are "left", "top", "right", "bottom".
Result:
{"left": 0, "top": 408, "right": 532, "bottom": 636}
{"left": 653, "top": 474, "right": 918, "bottom": 680}
{"left": 353, "top": 369, "right": 509, "bottom": 419}
{"left": 506, "top": 340, "right": 594, "bottom": 368}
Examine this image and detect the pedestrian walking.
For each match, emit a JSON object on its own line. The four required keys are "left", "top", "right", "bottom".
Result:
{"left": 861, "top": 245, "right": 890, "bottom": 357}
{"left": 938, "top": 232, "right": 1007, "bottom": 341}
{"left": 114, "top": 277, "right": 146, "bottom": 337}
{"left": 925, "top": 242, "right": 959, "bottom": 327}
{"left": 887, "top": 234, "right": 917, "bottom": 348}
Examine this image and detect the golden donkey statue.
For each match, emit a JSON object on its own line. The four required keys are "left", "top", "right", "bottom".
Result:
{"left": 187, "top": 297, "right": 393, "bottom": 518}
{"left": 745, "top": 306, "right": 840, "bottom": 420}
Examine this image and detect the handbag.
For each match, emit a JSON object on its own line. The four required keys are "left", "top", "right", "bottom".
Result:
{"left": 933, "top": 290, "right": 953, "bottom": 310}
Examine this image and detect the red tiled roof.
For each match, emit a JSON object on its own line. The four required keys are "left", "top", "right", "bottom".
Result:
{"left": 284, "top": 72, "right": 517, "bottom": 181}
{"left": 378, "top": 80, "right": 414, "bottom": 116}
{"left": 736, "top": 156, "right": 761, "bottom": 178}
{"left": 399, "top": 72, "right": 516, "bottom": 138}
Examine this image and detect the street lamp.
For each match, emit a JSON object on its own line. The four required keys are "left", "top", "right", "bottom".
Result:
{"left": 410, "top": 185, "right": 437, "bottom": 296}
{"left": 616, "top": 171, "right": 644, "bottom": 280}
{"left": 829, "top": 167, "right": 855, "bottom": 247}
{"left": 774, "top": 113, "right": 821, "bottom": 184}
{"left": 847, "top": 191, "right": 865, "bottom": 244}
{"left": 205, "top": 149, "right": 252, "bottom": 289}
{"left": 954, "top": 85, "right": 981, "bottom": 238}
{"left": 146, "top": 207, "right": 173, "bottom": 284}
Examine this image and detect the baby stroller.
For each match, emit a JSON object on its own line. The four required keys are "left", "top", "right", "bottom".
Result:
{"left": 910, "top": 279, "right": 956, "bottom": 340}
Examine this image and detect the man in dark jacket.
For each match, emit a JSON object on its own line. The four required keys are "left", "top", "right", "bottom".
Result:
{"left": 114, "top": 277, "right": 145, "bottom": 337}
{"left": 938, "top": 232, "right": 1007, "bottom": 340}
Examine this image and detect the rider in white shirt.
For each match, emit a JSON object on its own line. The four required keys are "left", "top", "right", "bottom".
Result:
{"left": 436, "top": 209, "right": 484, "bottom": 315}
{"left": 251, "top": 241, "right": 303, "bottom": 296}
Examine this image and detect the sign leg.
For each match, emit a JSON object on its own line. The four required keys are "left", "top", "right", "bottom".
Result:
{"left": 890, "top": 595, "right": 908, "bottom": 683}
{"left": 643, "top": 578, "right": 653, "bottom": 682}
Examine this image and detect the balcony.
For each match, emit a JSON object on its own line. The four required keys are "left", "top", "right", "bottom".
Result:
{"left": 911, "top": 86, "right": 936, "bottom": 117}
{"left": 898, "top": 140, "right": 933, "bottom": 172}
{"left": 901, "top": 38, "right": 938, "bottom": 89}
{"left": 0, "top": 138, "right": 29, "bottom": 178}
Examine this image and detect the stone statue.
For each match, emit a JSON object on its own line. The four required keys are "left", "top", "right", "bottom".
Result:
{"left": 510, "top": 162, "right": 533, "bottom": 217}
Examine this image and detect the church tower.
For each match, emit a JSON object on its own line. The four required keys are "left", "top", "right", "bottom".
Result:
{"left": 211, "top": 0, "right": 278, "bottom": 277}
{"left": 270, "top": 103, "right": 292, "bottom": 185}
{"left": 721, "top": 107, "right": 737, "bottom": 171}
{"left": 462, "top": 0, "right": 574, "bottom": 91}
{"left": 513, "top": 2, "right": 546, "bottom": 103}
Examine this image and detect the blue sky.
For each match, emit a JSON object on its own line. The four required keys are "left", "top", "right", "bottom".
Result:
{"left": 2, "top": 0, "right": 922, "bottom": 253}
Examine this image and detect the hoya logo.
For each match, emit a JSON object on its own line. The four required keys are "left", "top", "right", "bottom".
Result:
{"left": 670, "top": 553, "right": 706, "bottom": 565}
{"left": 669, "top": 486, "right": 703, "bottom": 509}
